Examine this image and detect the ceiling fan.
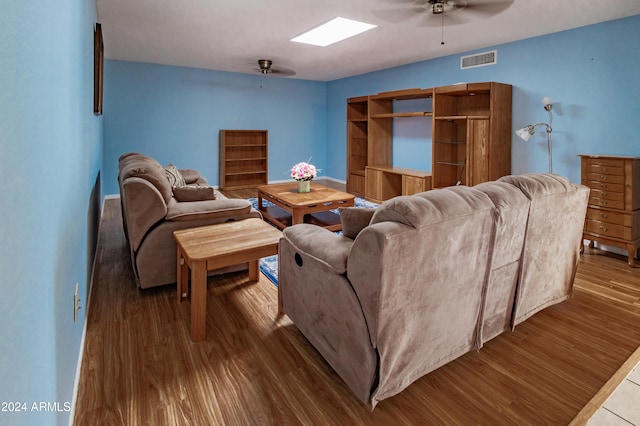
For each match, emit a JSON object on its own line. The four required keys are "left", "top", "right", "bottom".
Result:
{"left": 254, "top": 59, "right": 296, "bottom": 77}
{"left": 375, "top": 0, "right": 514, "bottom": 27}
{"left": 375, "top": 0, "right": 513, "bottom": 45}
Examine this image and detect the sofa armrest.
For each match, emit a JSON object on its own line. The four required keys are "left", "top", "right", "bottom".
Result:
{"left": 282, "top": 224, "right": 353, "bottom": 274}
{"left": 166, "top": 198, "right": 252, "bottom": 221}
{"left": 121, "top": 177, "right": 168, "bottom": 252}
{"left": 179, "top": 168, "right": 208, "bottom": 185}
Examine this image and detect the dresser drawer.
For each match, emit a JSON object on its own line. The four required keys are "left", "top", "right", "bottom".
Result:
{"left": 585, "top": 172, "right": 625, "bottom": 185}
{"left": 589, "top": 188, "right": 624, "bottom": 202}
{"left": 584, "top": 219, "right": 633, "bottom": 240}
{"left": 584, "top": 180, "right": 624, "bottom": 193}
{"left": 586, "top": 157, "right": 624, "bottom": 173}
{"left": 588, "top": 195, "right": 625, "bottom": 210}
{"left": 586, "top": 208, "right": 633, "bottom": 226}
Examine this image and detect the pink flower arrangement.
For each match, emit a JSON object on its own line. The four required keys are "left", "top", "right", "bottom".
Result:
{"left": 290, "top": 161, "right": 317, "bottom": 182}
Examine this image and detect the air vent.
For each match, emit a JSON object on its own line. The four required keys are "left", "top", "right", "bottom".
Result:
{"left": 460, "top": 50, "right": 497, "bottom": 70}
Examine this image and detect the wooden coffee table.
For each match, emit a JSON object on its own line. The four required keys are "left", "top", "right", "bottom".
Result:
{"left": 173, "top": 218, "right": 282, "bottom": 341}
{"left": 257, "top": 182, "right": 355, "bottom": 232}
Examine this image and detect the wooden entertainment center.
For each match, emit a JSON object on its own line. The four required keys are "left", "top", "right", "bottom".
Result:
{"left": 347, "top": 82, "right": 512, "bottom": 202}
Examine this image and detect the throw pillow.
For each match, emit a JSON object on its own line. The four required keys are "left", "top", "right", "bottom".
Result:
{"left": 173, "top": 185, "right": 216, "bottom": 202}
{"left": 164, "top": 164, "right": 186, "bottom": 187}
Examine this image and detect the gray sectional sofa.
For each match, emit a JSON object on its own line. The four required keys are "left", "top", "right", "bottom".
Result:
{"left": 118, "top": 152, "right": 261, "bottom": 289}
{"left": 278, "top": 173, "right": 589, "bottom": 407}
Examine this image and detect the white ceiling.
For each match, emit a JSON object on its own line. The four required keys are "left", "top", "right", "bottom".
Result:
{"left": 96, "top": 0, "right": 640, "bottom": 82}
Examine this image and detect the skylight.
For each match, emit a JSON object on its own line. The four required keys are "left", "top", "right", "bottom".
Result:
{"left": 291, "top": 17, "right": 377, "bottom": 47}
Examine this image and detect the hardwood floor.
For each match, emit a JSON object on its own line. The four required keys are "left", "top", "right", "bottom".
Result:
{"left": 73, "top": 196, "right": 640, "bottom": 425}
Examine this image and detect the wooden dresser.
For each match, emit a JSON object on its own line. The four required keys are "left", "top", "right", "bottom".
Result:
{"left": 579, "top": 154, "right": 640, "bottom": 267}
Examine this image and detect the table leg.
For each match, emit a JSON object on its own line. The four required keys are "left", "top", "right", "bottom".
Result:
{"left": 291, "top": 208, "right": 305, "bottom": 225}
{"left": 190, "top": 261, "right": 207, "bottom": 341}
{"left": 177, "top": 248, "right": 189, "bottom": 302}
{"left": 248, "top": 259, "right": 259, "bottom": 283}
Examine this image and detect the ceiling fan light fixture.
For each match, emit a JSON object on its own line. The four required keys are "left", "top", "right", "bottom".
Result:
{"left": 258, "top": 59, "right": 272, "bottom": 74}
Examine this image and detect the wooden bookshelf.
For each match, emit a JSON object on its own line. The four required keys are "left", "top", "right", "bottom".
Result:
{"left": 219, "top": 130, "right": 268, "bottom": 190}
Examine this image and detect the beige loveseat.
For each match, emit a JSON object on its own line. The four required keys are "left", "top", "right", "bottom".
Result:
{"left": 118, "top": 152, "right": 261, "bottom": 289}
{"left": 278, "top": 173, "right": 589, "bottom": 407}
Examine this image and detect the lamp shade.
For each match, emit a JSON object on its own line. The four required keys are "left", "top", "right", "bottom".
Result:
{"left": 515, "top": 127, "right": 533, "bottom": 141}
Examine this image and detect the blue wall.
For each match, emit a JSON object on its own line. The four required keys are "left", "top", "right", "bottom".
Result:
{"left": 326, "top": 14, "right": 640, "bottom": 183}
{"left": 104, "top": 15, "right": 639, "bottom": 192}
{"left": 0, "top": 0, "right": 103, "bottom": 424}
{"left": 103, "top": 61, "right": 327, "bottom": 195}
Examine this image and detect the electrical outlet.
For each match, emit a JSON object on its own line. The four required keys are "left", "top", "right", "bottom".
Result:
{"left": 74, "top": 283, "right": 81, "bottom": 323}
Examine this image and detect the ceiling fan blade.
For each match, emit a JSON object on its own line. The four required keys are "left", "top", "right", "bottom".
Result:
{"left": 371, "top": 7, "right": 419, "bottom": 23}
{"left": 271, "top": 68, "right": 297, "bottom": 77}
{"left": 460, "top": 0, "right": 514, "bottom": 17}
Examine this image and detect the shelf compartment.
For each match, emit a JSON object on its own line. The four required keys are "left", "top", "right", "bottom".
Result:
{"left": 224, "top": 159, "right": 267, "bottom": 174}
{"left": 347, "top": 97, "right": 368, "bottom": 121}
{"left": 224, "top": 146, "right": 267, "bottom": 161}
{"left": 223, "top": 172, "right": 267, "bottom": 189}
{"left": 221, "top": 131, "right": 267, "bottom": 146}
{"left": 434, "top": 91, "right": 491, "bottom": 118}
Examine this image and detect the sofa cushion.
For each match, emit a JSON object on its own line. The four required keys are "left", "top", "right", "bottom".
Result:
{"left": 179, "top": 168, "right": 204, "bottom": 184}
{"left": 172, "top": 185, "right": 216, "bottom": 202}
{"left": 339, "top": 207, "right": 376, "bottom": 239}
{"left": 164, "top": 164, "right": 186, "bottom": 187}
{"left": 119, "top": 154, "right": 173, "bottom": 203}
{"left": 370, "top": 186, "right": 492, "bottom": 229}
{"left": 165, "top": 198, "right": 252, "bottom": 221}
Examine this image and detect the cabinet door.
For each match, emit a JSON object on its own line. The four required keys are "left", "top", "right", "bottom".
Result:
{"left": 466, "top": 119, "right": 490, "bottom": 186}
{"left": 402, "top": 175, "right": 425, "bottom": 195}
{"left": 365, "top": 168, "right": 383, "bottom": 202}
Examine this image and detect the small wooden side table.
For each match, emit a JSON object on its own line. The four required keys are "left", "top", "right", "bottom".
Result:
{"left": 173, "top": 218, "right": 282, "bottom": 341}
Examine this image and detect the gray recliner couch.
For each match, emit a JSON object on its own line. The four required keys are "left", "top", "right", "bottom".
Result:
{"left": 118, "top": 152, "right": 261, "bottom": 289}
{"left": 278, "top": 173, "right": 589, "bottom": 407}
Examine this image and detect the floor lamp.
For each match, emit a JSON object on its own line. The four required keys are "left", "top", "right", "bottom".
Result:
{"left": 515, "top": 97, "right": 554, "bottom": 173}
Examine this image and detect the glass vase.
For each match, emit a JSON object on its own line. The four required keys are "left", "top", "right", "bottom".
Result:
{"left": 297, "top": 180, "right": 311, "bottom": 193}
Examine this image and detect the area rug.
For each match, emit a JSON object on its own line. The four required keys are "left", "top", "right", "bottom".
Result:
{"left": 247, "top": 196, "right": 378, "bottom": 286}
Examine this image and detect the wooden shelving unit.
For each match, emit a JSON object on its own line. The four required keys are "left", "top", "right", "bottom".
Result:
{"left": 346, "top": 82, "right": 512, "bottom": 201}
{"left": 432, "top": 82, "right": 511, "bottom": 188}
{"left": 219, "top": 130, "right": 268, "bottom": 190}
{"left": 346, "top": 96, "right": 369, "bottom": 197}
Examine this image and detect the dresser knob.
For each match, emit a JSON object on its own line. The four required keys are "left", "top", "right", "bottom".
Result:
{"left": 601, "top": 213, "right": 608, "bottom": 219}
{"left": 601, "top": 183, "right": 607, "bottom": 188}
{"left": 602, "top": 192, "right": 608, "bottom": 197}
{"left": 602, "top": 175, "right": 608, "bottom": 180}
{"left": 602, "top": 167, "right": 608, "bottom": 172}
{"left": 600, "top": 226, "right": 608, "bottom": 232}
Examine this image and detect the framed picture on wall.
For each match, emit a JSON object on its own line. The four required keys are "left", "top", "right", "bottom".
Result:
{"left": 94, "top": 23, "right": 104, "bottom": 115}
